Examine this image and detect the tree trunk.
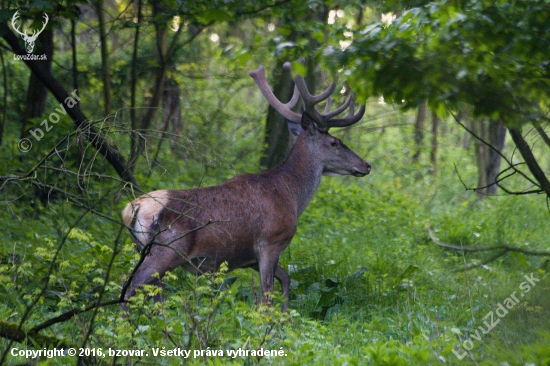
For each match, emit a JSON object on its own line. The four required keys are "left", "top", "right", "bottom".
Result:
{"left": 129, "top": 2, "right": 169, "bottom": 170}
{"left": 412, "top": 101, "right": 426, "bottom": 163}
{"left": 474, "top": 120, "right": 507, "bottom": 199}
{"left": 164, "top": 77, "right": 182, "bottom": 136}
{"left": 431, "top": 111, "right": 439, "bottom": 174}
{"left": 0, "top": 48, "right": 6, "bottom": 145}
{"left": 71, "top": 17, "right": 78, "bottom": 91}
{"left": 260, "top": 6, "right": 326, "bottom": 170}
{"left": 95, "top": 0, "right": 111, "bottom": 116}
{"left": 130, "top": 0, "right": 142, "bottom": 159}
{"left": 20, "top": 28, "right": 54, "bottom": 139}
{"left": 260, "top": 60, "right": 295, "bottom": 170}
{"left": 148, "top": 77, "right": 181, "bottom": 176}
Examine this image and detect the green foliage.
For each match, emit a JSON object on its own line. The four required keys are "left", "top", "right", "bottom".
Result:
{"left": 1, "top": 131, "right": 550, "bottom": 364}
{"left": 325, "top": 0, "right": 550, "bottom": 127}
{"left": 1, "top": 0, "right": 549, "bottom": 364}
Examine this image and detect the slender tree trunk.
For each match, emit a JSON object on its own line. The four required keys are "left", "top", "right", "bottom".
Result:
{"left": 0, "top": 48, "right": 6, "bottom": 145}
{"left": 71, "top": 16, "right": 84, "bottom": 191}
{"left": 164, "top": 77, "right": 182, "bottom": 136}
{"left": 412, "top": 101, "right": 427, "bottom": 163}
{"left": 130, "top": 0, "right": 142, "bottom": 159}
{"left": 260, "top": 60, "right": 295, "bottom": 169}
{"left": 95, "top": 0, "right": 111, "bottom": 116}
{"left": 430, "top": 111, "right": 439, "bottom": 174}
{"left": 149, "top": 77, "right": 181, "bottom": 176}
{"left": 71, "top": 18, "right": 78, "bottom": 91}
{"left": 474, "top": 120, "right": 507, "bottom": 199}
{"left": 129, "top": 2, "right": 169, "bottom": 170}
{"left": 20, "top": 28, "right": 53, "bottom": 139}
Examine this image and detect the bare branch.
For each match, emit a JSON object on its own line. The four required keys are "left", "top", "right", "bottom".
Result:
{"left": 428, "top": 227, "right": 550, "bottom": 257}
{"left": 508, "top": 128, "right": 550, "bottom": 197}
{"left": 533, "top": 121, "right": 550, "bottom": 150}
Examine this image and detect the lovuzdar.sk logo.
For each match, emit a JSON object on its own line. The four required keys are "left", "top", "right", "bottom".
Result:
{"left": 11, "top": 10, "right": 49, "bottom": 60}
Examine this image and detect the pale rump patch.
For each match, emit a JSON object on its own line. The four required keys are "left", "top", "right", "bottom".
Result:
{"left": 123, "top": 190, "right": 171, "bottom": 249}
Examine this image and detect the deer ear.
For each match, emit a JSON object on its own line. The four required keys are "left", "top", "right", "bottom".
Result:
{"left": 287, "top": 121, "right": 302, "bottom": 137}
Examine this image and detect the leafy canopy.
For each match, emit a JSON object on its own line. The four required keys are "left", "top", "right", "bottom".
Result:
{"left": 324, "top": 0, "right": 550, "bottom": 126}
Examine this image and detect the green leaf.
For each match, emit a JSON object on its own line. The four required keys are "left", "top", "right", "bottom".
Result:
{"left": 0, "top": 9, "right": 17, "bottom": 24}
{"left": 291, "top": 61, "right": 306, "bottom": 77}
{"left": 200, "top": 9, "right": 231, "bottom": 23}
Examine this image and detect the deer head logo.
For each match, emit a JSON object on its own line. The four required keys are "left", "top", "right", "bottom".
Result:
{"left": 11, "top": 11, "right": 49, "bottom": 53}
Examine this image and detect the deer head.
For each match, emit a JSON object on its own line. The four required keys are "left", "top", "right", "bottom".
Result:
{"left": 250, "top": 62, "right": 370, "bottom": 177}
{"left": 11, "top": 11, "right": 49, "bottom": 53}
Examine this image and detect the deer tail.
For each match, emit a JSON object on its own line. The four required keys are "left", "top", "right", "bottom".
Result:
{"left": 122, "top": 202, "right": 139, "bottom": 228}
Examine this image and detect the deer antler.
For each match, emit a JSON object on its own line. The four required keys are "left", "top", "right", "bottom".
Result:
{"left": 249, "top": 66, "right": 302, "bottom": 124}
{"left": 250, "top": 63, "right": 365, "bottom": 130}
{"left": 284, "top": 62, "right": 365, "bottom": 130}
{"left": 11, "top": 11, "right": 27, "bottom": 38}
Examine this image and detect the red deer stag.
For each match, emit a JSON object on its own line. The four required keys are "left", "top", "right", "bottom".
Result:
{"left": 121, "top": 63, "right": 370, "bottom": 311}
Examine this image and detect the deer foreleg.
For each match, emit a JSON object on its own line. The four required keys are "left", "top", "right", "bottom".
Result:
{"left": 257, "top": 251, "right": 278, "bottom": 307}
{"left": 257, "top": 244, "right": 291, "bottom": 311}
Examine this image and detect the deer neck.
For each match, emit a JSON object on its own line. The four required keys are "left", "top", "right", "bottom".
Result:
{"left": 272, "top": 134, "right": 323, "bottom": 217}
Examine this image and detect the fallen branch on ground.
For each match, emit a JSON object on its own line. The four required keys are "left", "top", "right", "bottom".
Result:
{"left": 0, "top": 320, "right": 75, "bottom": 349}
{"left": 428, "top": 227, "right": 550, "bottom": 271}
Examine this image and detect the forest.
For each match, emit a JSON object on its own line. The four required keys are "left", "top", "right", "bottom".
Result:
{"left": 0, "top": 0, "right": 549, "bottom": 364}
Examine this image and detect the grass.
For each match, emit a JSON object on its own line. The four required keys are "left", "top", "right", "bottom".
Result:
{"left": 0, "top": 117, "right": 549, "bottom": 365}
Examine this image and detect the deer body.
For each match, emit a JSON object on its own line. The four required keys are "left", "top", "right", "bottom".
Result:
{"left": 122, "top": 64, "right": 370, "bottom": 311}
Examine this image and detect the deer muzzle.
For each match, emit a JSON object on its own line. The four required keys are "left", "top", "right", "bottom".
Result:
{"left": 352, "top": 162, "right": 371, "bottom": 177}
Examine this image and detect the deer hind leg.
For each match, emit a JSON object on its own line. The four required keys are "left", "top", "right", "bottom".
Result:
{"left": 121, "top": 244, "right": 188, "bottom": 313}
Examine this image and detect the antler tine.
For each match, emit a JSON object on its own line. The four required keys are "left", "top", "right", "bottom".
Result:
{"left": 294, "top": 75, "right": 336, "bottom": 104}
{"left": 283, "top": 62, "right": 337, "bottom": 126}
{"left": 279, "top": 62, "right": 366, "bottom": 129}
{"left": 250, "top": 66, "right": 301, "bottom": 123}
{"left": 323, "top": 97, "right": 332, "bottom": 114}
{"left": 322, "top": 93, "right": 353, "bottom": 119}
{"left": 282, "top": 62, "right": 335, "bottom": 105}
{"left": 327, "top": 103, "right": 366, "bottom": 128}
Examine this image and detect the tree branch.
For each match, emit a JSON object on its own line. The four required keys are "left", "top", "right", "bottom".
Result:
{"left": 0, "top": 23, "right": 138, "bottom": 188}
{"left": 0, "top": 320, "right": 75, "bottom": 349}
{"left": 508, "top": 128, "right": 550, "bottom": 197}
{"left": 533, "top": 121, "right": 550, "bottom": 150}
{"left": 450, "top": 110, "right": 539, "bottom": 187}
{"left": 28, "top": 300, "right": 123, "bottom": 335}
{"left": 428, "top": 227, "right": 550, "bottom": 257}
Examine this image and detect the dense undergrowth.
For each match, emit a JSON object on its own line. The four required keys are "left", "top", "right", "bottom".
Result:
{"left": 1, "top": 109, "right": 549, "bottom": 365}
